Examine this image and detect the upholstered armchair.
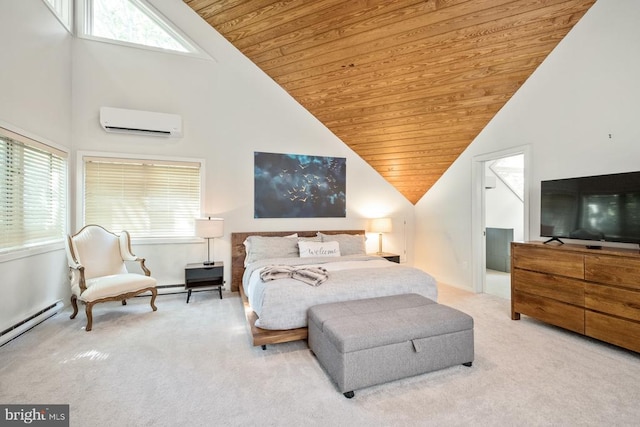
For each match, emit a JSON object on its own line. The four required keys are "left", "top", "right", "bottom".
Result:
{"left": 65, "top": 224, "right": 158, "bottom": 331}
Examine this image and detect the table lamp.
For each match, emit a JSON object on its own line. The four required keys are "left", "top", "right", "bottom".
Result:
{"left": 369, "top": 217, "right": 392, "bottom": 254}
{"left": 194, "top": 217, "right": 224, "bottom": 265}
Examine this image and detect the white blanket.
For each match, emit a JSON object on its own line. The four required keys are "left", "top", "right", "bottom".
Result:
{"left": 243, "top": 255, "right": 438, "bottom": 330}
{"left": 260, "top": 265, "right": 329, "bottom": 286}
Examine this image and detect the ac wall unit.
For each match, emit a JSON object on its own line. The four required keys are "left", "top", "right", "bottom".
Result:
{"left": 99, "top": 107, "right": 183, "bottom": 138}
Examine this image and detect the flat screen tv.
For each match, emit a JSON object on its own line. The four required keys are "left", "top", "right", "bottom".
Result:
{"left": 540, "top": 171, "right": 640, "bottom": 245}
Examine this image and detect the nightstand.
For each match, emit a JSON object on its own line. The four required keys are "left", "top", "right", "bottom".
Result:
{"left": 370, "top": 252, "right": 400, "bottom": 263}
{"left": 184, "top": 262, "right": 224, "bottom": 303}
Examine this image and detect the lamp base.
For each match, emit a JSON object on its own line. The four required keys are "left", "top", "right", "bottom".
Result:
{"left": 202, "top": 238, "right": 215, "bottom": 266}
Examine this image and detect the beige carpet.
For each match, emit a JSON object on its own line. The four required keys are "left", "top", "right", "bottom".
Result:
{"left": 1, "top": 285, "right": 639, "bottom": 426}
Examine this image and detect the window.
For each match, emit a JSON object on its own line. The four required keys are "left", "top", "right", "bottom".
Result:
{"left": 82, "top": 155, "right": 202, "bottom": 239}
{"left": 0, "top": 128, "right": 67, "bottom": 254}
{"left": 78, "top": 0, "right": 206, "bottom": 57}
{"left": 42, "top": 0, "right": 72, "bottom": 31}
{"left": 489, "top": 154, "right": 524, "bottom": 201}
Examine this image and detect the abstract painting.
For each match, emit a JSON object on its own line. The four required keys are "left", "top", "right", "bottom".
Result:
{"left": 254, "top": 152, "right": 346, "bottom": 218}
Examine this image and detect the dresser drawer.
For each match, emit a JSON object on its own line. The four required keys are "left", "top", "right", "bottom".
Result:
{"left": 512, "top": 244, "right": 584, "bottom": 279}
{"left": 186, "top": 266, "right": 223, "bottom": 282}
{"left": 585, "top": 255, "right": 640, "bottom": 291}
{"left": 512, "top": 292, "right": 584, "bottom": 334}
{"left": 585, "top": 283, "right": 640, "bottom": 322}
{"left": 586, "top": 310, "right": 640, "bottom": 353}
{"left": 513, "top": 269, "right": 584, "bottom": 306}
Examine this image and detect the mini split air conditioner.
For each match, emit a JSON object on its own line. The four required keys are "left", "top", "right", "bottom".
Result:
{"left": 99, "top": 107, "right": 183, "bottom": 138}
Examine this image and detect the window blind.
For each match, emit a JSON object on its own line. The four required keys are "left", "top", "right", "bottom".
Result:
{"left": 0, "top": 129, "right": 67, "bottom": 253}
{"left": 83, "top": 157, "right": 201, "bottom": 238}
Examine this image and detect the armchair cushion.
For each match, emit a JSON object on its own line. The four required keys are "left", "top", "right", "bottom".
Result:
{"left": 73, "top": 273, "right": 157, "bottom": 302}
{"left": 70, "top": 226, "right": 127, "bottom": 279}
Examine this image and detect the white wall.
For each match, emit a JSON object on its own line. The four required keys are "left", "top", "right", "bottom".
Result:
{"left": 0, "top": 1, "right": 72, "bottom": 331}
{"left": 69, "top": 0, "right": 414, "bottom": 287}
{"left": 415, "top": 0, "right": 640, "bottom": 291}
{"left": 0, "top": 2, "right": 71, "bottom": 142}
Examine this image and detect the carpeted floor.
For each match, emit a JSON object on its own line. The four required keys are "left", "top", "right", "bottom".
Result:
{"left": 1, "top": 284, "right": 639, "bottom": 426}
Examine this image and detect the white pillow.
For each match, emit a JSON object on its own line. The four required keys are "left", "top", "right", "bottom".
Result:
{"left": 299, "top": 240, "right": 341, "bottom": 258}
{"left": 243, "top": 234, "right": 297, "bottom": 253}
{"left": 243, "top": 234, "right": 299, "bottom": 266}
{"left": 318, "top": 233, "right": 366, "bottom": 256}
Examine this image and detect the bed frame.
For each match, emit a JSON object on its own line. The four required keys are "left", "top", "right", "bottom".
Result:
{"left": 231, "top": 230, "right": 365, "bottom": 348}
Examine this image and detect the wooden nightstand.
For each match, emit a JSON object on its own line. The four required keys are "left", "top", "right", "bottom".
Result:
{"left": 184, "top": 262, "right": 224, "bottom": 303}
{"left": 369, "top": 252, "right": 400, "bottom": 263}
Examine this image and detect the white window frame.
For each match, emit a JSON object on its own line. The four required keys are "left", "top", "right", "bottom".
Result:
{"left": 76, "top": 151, "right": 206, "bottom": 244}
{"left": 0, "top": 123, "right": 69, "bottom": 263}
{"left": 42, "top": 0, "right": 73, "bottom": 32}
{"left": 76, "top": 0, "right": 211, "bottom": 60}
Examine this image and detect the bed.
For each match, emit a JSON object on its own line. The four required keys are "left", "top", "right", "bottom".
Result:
{"left": 231, "top": 230, "right": 438, "bottom": 348}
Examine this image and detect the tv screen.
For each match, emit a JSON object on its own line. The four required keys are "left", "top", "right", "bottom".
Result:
{"left": 540, "top": 171, "right": 640, "bottom": 244}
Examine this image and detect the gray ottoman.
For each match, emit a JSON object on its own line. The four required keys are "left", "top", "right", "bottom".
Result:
{"left": 308, "top": 293, "right": 474, "bottom": 398}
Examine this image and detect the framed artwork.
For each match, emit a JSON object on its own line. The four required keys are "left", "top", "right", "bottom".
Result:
{"left": 254, "top": 152, "right": 346, "bottom": 218}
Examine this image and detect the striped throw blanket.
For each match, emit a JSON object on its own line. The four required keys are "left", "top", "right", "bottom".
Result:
{"left": 260, "top": 265, "right": 329, "bottom": 287}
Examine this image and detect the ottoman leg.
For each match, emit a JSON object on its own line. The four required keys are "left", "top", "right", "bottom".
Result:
{"left": 343, "top": 391, "right": 355, "bottom": 399}
{"left": 463, "top": 362, "right": 473, "bottom": 367}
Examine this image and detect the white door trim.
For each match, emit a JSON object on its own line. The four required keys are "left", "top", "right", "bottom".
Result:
{"left": 471, "top": 145, "right": 531, "bottom": 293}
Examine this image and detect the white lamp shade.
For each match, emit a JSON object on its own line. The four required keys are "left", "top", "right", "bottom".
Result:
{"left": 195, "top": 218, "right": 224, "bottom": 238}
{"left": 369, "top": 217, "right": 392, "bottom": 233}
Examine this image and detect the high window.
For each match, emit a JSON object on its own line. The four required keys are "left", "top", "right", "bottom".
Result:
{"left": 78, "top": 0, "right": 205, "bottom": 57}
{"left": 0, "top": 128, "right": 67, "bottom": 255}
{"left": 42, "top": 0, "right": 72, "bottom": 31}
{"left": 81, "top": 154, "right": 202, "bottom": 239}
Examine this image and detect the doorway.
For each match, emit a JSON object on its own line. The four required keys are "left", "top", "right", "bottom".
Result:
{"left": 471, "top": 146, "right": 530, "bottom": 297}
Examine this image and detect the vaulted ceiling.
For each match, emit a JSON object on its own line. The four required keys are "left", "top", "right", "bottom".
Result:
{"left": 184, "top": 0, "right": 595, "bottom": 204}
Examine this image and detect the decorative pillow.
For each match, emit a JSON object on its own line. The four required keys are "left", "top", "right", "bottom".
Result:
{"left": 243, "top": 234, "right": 299, "bottom": 266}
{"left": 299, "top": 240, "right": 341, "bottom": 258}
{"left": 318, "top": 233, "right": 366, "bottom": 256}
{"left": 243, "top": 233, "right": 297, "bottom": 253}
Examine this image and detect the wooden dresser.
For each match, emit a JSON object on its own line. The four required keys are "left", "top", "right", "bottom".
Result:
{"left": 511, "top": 241, "right": 640, "bottom": 353}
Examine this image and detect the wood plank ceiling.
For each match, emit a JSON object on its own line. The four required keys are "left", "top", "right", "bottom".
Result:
{"left": 185, "top": 0, "right": 596, "bottom": 204}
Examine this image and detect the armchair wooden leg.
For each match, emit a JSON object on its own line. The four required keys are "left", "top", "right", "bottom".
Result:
{"left": 150, "top": 288, "right": 158, "bottom": 312}
{"left": 70, "top": 295, "right": 79, "bottom": 320}
{"left": 85, "top": 302, "right": 94, "bottom": 332}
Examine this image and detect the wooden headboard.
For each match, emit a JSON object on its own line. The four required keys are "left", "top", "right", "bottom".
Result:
{"left": 230, "top": 230, "right": 365, "bottom": 292}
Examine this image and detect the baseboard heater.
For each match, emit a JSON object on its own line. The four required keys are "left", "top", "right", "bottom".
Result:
{"left": 0, "top": 300, "right": 64, "bottom": 347}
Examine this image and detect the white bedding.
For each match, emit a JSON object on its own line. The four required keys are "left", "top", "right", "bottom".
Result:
{"left": 243, "top": 255, "right": 438, "bottom": 330}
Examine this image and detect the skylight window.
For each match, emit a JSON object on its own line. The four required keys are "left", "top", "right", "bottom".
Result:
{"left": 79, "top": 0, "right": 206, "bottom": 57}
